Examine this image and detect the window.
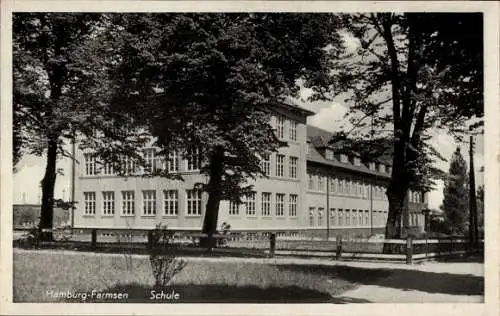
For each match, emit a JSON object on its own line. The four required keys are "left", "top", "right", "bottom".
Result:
{"left": 229, "top": 201, "right": 240, "bottom": 216}
{"left": 338, "top": 209, "right": 343, "bottom": 226}
{"left": 261, "top": 192, "right": 271, "bottom": 216}
{"left": 369, "top": 162, "right": 376, "bottom": 170}
{"left": 276, "top": 155, "right": 285, "bottom": 177}
{"left": 142, "top": 190, "right": 156, "bottom": 216}
{"left": 121, "top": 191, "right": 135, "bottom": 215}
{"left": 379, "top": 164, "right": 386, "bottom": 173}
{"left": 143, "top": 148, "right": 156, "bottom": 174}
{"left": 352, "top": 210, "right": 357, "bottom": 226}
{"left": 244, "top": 193, "right": 256, "bottom": 216}
{"left": 340, "top": 154, "right": 349, "bottom": 163}
{"left": 261, "top": 153, "right": 270, "bottom": 176}
{"left": 289, "top": 194, "right": 298, "bottom": 217}
{"left": 167, "top": 151, "right": 179, "bottom": 173}
{"left": 124, "top": 156, "right": 137, "bottom": 175}
{"left": 354, "top": 157, "right": 361, "bottom": 166}
{"left": 318, "top": 176, "right": 325, "bottom": 192}
{"left": 84, "top": 154, "right": 97, "bottom": 176}
{"left": 163, "top": 190, "right": 178, "bottom": 215}
{"left": 330, "top": 208, "right": 336, "bottom": 226}
{"left": 332, "top": 178, "right": 338, "bottom": 193}
{"left": 387, "top": 166, "right": 392, "bottom": 174}
{"left": 84, "top": 192, "right": 96, "bottom": 215}
{"left": 276, "top": 193, "right": 285, "bottom": 216}
{"left": 358, "top": 211, "right": 363, "bottom": 227}
{"left": 308, "top": 174, "right": 315, "bottom": 190}
{"left": 186, "top": 189, "right": 202, "bottom": 215}
{"left": 186, "top": 148, "right": 201, "bottom": 171}
{"left": 365, "top": 210, "right": 370, "bottom": 226}
{"left": 307, "top": 142, "right": 313, "bottom": 155}
{"left": 289, "top": 120, "right": 297, "bottom": 141}
{"left": 102, "top": 192, "right": 115, "bottom": 215}
{"left": 318, "top": 208, "right": 324, "bottom": 227}
{"left": 276, "top": 115, "right": 285, "bottom": 139}
{"left": 289, "top": 156, "right": 298, "bottom": 179}
{"left": 345, "top": 209, "right": 350, "bottom": 226}
{"left": 325, "top": 149, "right": 334, "bottom": 160}
{"left": 102, "top": 162, "right": 114, "bottom": 175}
{"left": 309, "top": 207, "right": 315, "bottom": 227}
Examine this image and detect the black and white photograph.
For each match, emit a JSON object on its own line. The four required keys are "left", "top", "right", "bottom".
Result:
{"left": 1, "top": 1, "right": 499, "bottom": 315}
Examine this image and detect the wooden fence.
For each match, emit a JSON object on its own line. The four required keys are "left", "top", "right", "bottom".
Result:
{"left": 20, "top": 228, "right": 483, "bottom": 264}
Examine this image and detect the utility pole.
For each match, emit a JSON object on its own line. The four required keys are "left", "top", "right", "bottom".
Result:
{"left": 469, "top": 135, "right": 478, "bottom": 245}
{"left": 370, "top": 180, "right": 373, "bottom": 235}
{"left": 326, "top": 175, "right": 330, "bottom": 240}
{"left": 70, "top": 131, "right": 76, "bottom": 228}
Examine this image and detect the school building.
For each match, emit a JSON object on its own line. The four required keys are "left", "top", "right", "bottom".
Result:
{"left": 73, "top": 100, "right": 428, "bottom": 238}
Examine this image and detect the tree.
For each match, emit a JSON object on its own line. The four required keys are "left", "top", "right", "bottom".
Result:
{"left": 323, "top": 13, "right": 483, "bottom": 241}
{"left": 476, "top": 185, "right": 484, "bottom": 233}
{"left": 441, "top": 147, "right": 469, "bottom": 234}
{"left": 98, "top": 13, "right": 343, "bottom": 245}
{"left": 13, "top": 13, "right": 149, "bottom": 240}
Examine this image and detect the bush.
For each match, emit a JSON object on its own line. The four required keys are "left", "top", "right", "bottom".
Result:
{"left": 149, "top": 224, "right": 187, "bottom": 288}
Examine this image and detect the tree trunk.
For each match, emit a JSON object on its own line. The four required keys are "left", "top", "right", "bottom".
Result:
{"left": 383, "top": 176, "right": 408, "bottom": 254}
{"left": 200, "top": 147, "right": 224, "bottom": 248}
{"left": 39, "top": 138, "right": 58, "bottom": 241}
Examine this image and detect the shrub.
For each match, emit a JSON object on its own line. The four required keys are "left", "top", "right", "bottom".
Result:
{"left": 149, "top": 224, "right": 187, "bottom": 288}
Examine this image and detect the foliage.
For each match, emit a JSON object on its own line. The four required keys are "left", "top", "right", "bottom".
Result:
{"left": 95, "top": 13, "right": 344, "bottom": 236}
{"left": 322, "top": 13, "right": 483, "bottom": 239}
{"left": 441, "top": 147, "right": 469, "bottom": 234}
{"left": 149, "top": 224, "right": 187, "bottom": 288}
{"left": 13, "top": 13, "right": 154, "bottom": 239}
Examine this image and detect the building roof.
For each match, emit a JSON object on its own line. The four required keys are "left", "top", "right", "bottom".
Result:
{"left": 306, "top": 125, "right": 391, "bottom": 179}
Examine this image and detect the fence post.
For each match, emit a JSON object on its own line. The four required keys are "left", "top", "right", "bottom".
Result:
{"left": 91, "top": 229, "right": 97, "bottom": 249}
{"left": 269, "top": 233, "right": 276, "bottom": 258}
{"left": 147, "top": 230, "right": 154, "bottom": 250}
{"left": 425, "top": 238, "right": 428, "bottom": 259}
{"left": 406, "top": 236, "right": 413, "bottom": 264}
{"left": 336, "top": 236, "right": 343, "bottom": 260}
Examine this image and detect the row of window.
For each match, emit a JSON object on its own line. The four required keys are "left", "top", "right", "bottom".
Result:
{"left": 83, "top": 190, "right": 299, "bottom": 218}
{"left": 308, "top": 174, "right": 388, "bottom": 200}
{"left": 307, "top": 175, "right": 424, "bottom": 203}
{"left": 260, "top": 154, "right": 299, "bottom": 179}
{"left": 228, "top": 193, "right": 298, "bottom": 217}
{"left": 308, "top": 207, "right": 389, "bottom": 228}
{"left": 85, "top": 149, "right": 301, "bottom": 181}
{"left": 84, "top": 148, "right": 202, "bottom": 176}
{"left": 83, "top": 189, "right": 203, "bottom": 216}
{"left": 274, "top": 115, "right": 298, "bottom": 142}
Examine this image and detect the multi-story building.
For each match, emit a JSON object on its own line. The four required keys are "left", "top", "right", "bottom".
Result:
{"left": 305, "top": 126, "right": 427, "bottom": 238}
{"left": 73, "top": 101, "right": 428, "bottom": 238}
{"left": 74, "top": 101, "right": 313, "bottom": 233}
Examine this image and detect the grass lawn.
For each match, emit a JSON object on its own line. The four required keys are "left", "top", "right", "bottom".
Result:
{"left": 13, "top": 250, "right": 360, "bottom": 303}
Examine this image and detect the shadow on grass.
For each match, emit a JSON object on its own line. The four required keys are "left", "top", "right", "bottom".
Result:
{"left": 273, "top": 264, "right": 484, "bottom": 296}
{"left": 74, "top": 283, "right": 371, "bottom": 303}
{"left": 432, "top": 253, "right": 484, "bottom": 263}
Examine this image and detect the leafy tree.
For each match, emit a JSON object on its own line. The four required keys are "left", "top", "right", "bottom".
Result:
{"left": 99, "top": 13, "right": 343, "bottom": 244}
{"left": 324, "top": 13, "right": 483, "bottom": 241}
{"left": 13, "top": 13, "right": 149, "bottom": 240}
{"left": 441, "top": 147, "right": 469, "bottom": 234}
